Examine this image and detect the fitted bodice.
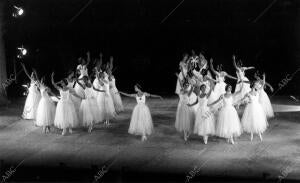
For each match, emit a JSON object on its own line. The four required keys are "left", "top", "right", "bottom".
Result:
{"left": 40, "top": 86, "right": 49, "bottom": 98}
{"left": 67, "top": 80, "right": 75, "bottom": 88}
{"left": 249, "top": 93, "right": 259, "bottom": 104}
{"left": 84, "top": 87, "right": 94, "bottom": 99}
{"left": 223, "top": 95, "right": 233, "bottom": 106}
{"left": 136, "top": 94, "right": 146, "bottom": 104}
{"left": 198, "top": 96, "right": 208, "bottom": 108}
{"left": 217, "top": 74, "right": 225, "bottom": 82}
{"left": 60, "top": 89, "right": 70, "bottom": 101}
{"left": 110, "top": 78, "right": 116, "bottom": 88}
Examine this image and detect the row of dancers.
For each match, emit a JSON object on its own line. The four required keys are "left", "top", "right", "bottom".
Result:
{"left": 174, "top": 52, "right": 274, "bottom": 144}
{"left": 20, "top": 51, "right": 274, "bottom": 144}
{"left": 21, "top": 52, "right": 162, "bottom": 141}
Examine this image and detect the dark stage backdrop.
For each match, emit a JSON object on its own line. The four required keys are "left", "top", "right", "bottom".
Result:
{"left": 4, "top": 0, "right": 300, "bottom": 97}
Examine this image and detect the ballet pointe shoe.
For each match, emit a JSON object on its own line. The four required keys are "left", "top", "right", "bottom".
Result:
{"left": 203, "top": 136, "right": 208, "bottom": 144}
{"left": 62, "top": 129, "right": 67, "bottom": 136}
{"left": 88, "top": 125, "right": 93, "bottom": 133}
{"left": 230, "top": 137, "right": 235, "bottom": 145}
{"left": 69, "top": 128, "right": 73, "bottom": 134}
{"left": 259, "top": 133, "right": 263, "bottom": 141}
{"left": 141, "top": 135, "right": 147, "bottom": 141}
{"left": 250, "top": 133, "right": 253, "bottom": 141}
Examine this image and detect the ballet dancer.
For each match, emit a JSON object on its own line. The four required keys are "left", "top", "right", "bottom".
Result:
{"left": 119, "top": 84, "right": 162, "bottom": 141}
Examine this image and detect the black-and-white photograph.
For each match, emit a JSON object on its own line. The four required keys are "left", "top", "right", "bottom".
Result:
{"left": 0, "top": 0, "right": 299, "bottom": 182}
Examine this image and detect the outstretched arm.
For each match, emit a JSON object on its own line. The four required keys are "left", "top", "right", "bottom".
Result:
{"left": 20, "top": 63, "right": 32, "bottom": 80}
{"left": 232, "top": 55, "right": 239, "bottom": 70}
{"left": 209, "top": 58, "right": 219, "bottom": 76}
{"left": 86, "top": 51, "right": 91, "bottom": 66}
{"left": 51, "top": 72, "right": 61, "bottom": 91}
{"left": 208, "top": 95, "right": 223, "bottom": 107}
{"left": 145, "top": 92, "right": 163, "bottom": 100}
{"left": 242, "top": 66, "right": 255, "bottom": 71}
{"left": 225, "top": 73, "right": 238, "bottom": 80}
{"left": 119, "top": 91, "right": 136, "bottom": 98}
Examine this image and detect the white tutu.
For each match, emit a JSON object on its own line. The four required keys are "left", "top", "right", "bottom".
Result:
{"left": 74, "top": 80, "right": 85, "bottom": 99}
{"left": 216, "top": 96, "right": 242, "bottom": 138}
{"left": 67, "top": 81, "right": 81, "bottom": 115}
{"left": 54, "top": 89, "right": 79, "bottom": 129}
{"left": 79, "top": 87, "right": 102, "bottom": 127}
{"left": 242, "top": 94, "right": 268, "bottom": 134}
{"left": 259, "top": 89, "right": 274, "bottom": 118}
{"left": 175, "top": 72, "right": 184, "bottom": 95}
{"left": 129, "top": 95, "right": 153, "bottom": 136}
{"left": 214, "top": 81, "right": 226, "bottom": 99}
{"left": 109, "top": 78, "right": 124, "bottom": 113}
{"left": 96, "top": 89, "right": 106, "bottom": 123}
{"left": 35, "top": 88, "right": 56, "bottom": 126}
{"left": 194, "top": 97, "right": 215, "bottom": 136}
{"left": 103, "top": 82, "right": 116, "bottom": 120}
{"left": 175, "top": 94, "right": 194, "bottom": 133}
{"left": 22, "top": 82, "right": 41, "bottom": 120}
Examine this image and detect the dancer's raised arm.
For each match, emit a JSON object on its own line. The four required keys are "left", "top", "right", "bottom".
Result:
{"left": 86, "top": 51, "right": 91, "bottom": 67}
{"left": 20, "top": 63, "right": 33, "bottom": 80}
{"left": 51, "top": 72, "right": 61, "bottom": 91}
{"left": 225, "top": 73, "right": 238, "bottom": 80}
{"left": 232, "top": 55, "right": 239, "bottom": 70}
{"left": 209, "top": 58, "right": 219, "bottom": 76}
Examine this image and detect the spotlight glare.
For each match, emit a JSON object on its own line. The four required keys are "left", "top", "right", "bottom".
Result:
{"left": 13, "top": 6, "right": 24, "bottom": 17}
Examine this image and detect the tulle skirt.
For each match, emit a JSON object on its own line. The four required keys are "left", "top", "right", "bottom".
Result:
{"left": 35, "top": 96, "right": 56, "bottom": 126}
{"left": 234, "top": 82, "right": 251, "bottom": 103}
{"left": 175, "top": 79, "right": 181, "bottom": 95}
{"left": 194, "top": 106, "right": 215, "bottom": 136}
{"left": 69, "top": 91, "right": 81, "bottom": 117}
{"left": 80, "top": 98, "right": 101, "bottom": 127}
{"left": 129, "top": 103, "right": 153, "bottom": 136}
{"left": 22, "top": 88, "right": 41, "bottom": 120}
{"left": 54, "top": 99, "right": 79, "bottom": 129}
{"left": 175, "top": 101, "right": 194, "bottom": 133}
{"left": 74, "top": 82, "right": 85, "bottom": 99}
{"left": 96, "top": 92, "right": 106, "bottom": 123}
{"left": 259, "top": 90, "right": 274, "bottom": 118}
{"left": 214, "top": 82, "right": 226, "bottom": 99}
{"left": 242, "top": 102, "right": 268, "bottom": 134}
{"left": 216, "top": 105, "right": 242, "bottom": 138}
{"left": 104, "top": 93, "right": 116, "bottom": 120}
{"left": 110, "top": 87, "right": 124, "bottom": 113}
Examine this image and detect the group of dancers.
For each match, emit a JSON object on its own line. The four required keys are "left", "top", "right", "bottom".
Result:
{"left": 21, "top": 52, "right": 161, "bottom": 140}
{"left": 175, "top": 51, "right": 274, "bottom": 144}
{"left": 20, "top": 50, "right": 274, "bottom": 144}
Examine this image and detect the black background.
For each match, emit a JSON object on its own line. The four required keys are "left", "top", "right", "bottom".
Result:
{"left": 4, "top": 0, "right": 300, "bottom": 96}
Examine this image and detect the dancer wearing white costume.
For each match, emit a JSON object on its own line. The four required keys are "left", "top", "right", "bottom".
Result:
{"left": 107, "top": 57, "right": 124, "bottom": 113}
{"left": 232, "top": 55, "right": 254, "bottom": 105}
{"left": 51, "top": 73, "right": 80, "bottom": 136}
{"left": 120, "top": 84, "right": 162, "bottom": 141}
{"left": 21, "top": 63, "right": 41, "bottom": 120}
{"left": 66, "top": 72, "right": 81, "bottom": 116}
{"left": 75, "top": 52, "right": 91, "bottom": 98}
{"left": 175, "top": 76, "right": 195, "bottom": 141}
{"left": 254, "top": 73, "right": 274, "bottom": 118}
{"left": 209, "top": 58, "right": 237, "bottom": 100}
{"left": 194, "top": 83, "right": 216, "bottom": 144}
{"left": 35, "top": 78, "right": 57, "bottom": 133}
{"left": 175, "top": 54, "right": 188, "bottom": 95}
{"left": 76, "top": 76, "right": 104, "bottom": 132}
{"left": 241, "top": 79, "right": 268, "bottom": 141}
{"left": 93, "top": 72, "right": 106, "bottom": 123}
{"left": 210, "top": 82, "right": 244, "bottom": 144}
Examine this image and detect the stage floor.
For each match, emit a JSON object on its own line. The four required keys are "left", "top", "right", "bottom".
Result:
{"left": 0, "top": 96, "right": 299, "bottom": 182}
